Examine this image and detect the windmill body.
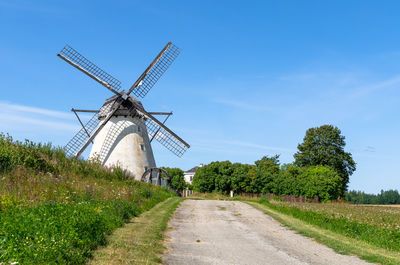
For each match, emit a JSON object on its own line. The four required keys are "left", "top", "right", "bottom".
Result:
{"left": 58, "top": 42, "right": 190, "bottom": 180}
{"left": 89, "top": 94, "right": 156, "bottom": 179}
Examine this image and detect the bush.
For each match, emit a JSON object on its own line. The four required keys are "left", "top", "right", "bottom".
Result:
{"left": 192, "top": 161, "right": 234, "bottom": 193}
{"left": 299, "top": 166, "right": 343, "bottom": 202}
{"left": 161, "top": 167, "right": 186, "bottom": 191}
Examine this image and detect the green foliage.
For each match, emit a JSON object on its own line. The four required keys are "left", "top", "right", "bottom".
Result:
{"left": 346, "top": 189, "right": 400, "bottom": 204}
{"left": 0, "top": 200, "right": 135, "bottom": 264}
{"left": 299, "top": 166, "right": 343, "bottom": 202}
{"left": 230, "top": 163, "right": 254, "bottom": 194}
{"left": 192, "top": 161, "right": 233, "bottom": 193}
{"left": 192, "top": 125, "right": 358, "bottom": 201}
{"left": 274, "top": 164, "right": 303, "bottom": 196}
{"left": 0, "top": 133, "right": 62, "bottom": 173}
{"left": 0, "top": 133, "right": 174, "bottom": 264}
{"left": 293, "top": 125, "right": 356, "bottom": 195}
{"left": 192, "top": 157, "right": 344, "bottom": 201}
{"left": 161, "top": 167, "right": 186, "bottom": 191}
{"left": 252, "top": 155, "right": 280, "bottom": 194}
{"left": 0, "top": 133, "right": 130, "bottom": 181}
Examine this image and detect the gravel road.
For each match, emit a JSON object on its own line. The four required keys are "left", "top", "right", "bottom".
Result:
{"left": 163, "top": 200, "right": 372, "bottom": 265}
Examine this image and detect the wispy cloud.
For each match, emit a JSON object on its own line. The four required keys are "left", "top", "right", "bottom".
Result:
{"left": 212, "top": 98, "right": 274, "bottom": 112}
{"left": 0, "top": 102, "right": 82, "bottom": 132}
{"left": 192, "top": 138, "right": 294, "bottom": 154}
{"left": 348, "top": 75, "right": 400, "bottom": 99}
{"left": 220, "top": 140, "right": 295, "bottom": 153}
{"left": 0, "top": 101, "right": 75, "bottom": 120}
{"left": 363, "top": 146, "right": 376, "bottom": 153}
{"left": 0, "top": 113, "right": 80, "bottom": 131}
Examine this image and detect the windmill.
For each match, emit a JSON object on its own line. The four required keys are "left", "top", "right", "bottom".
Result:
{"left": 57, "top": 42, "right": 190, "bottom": 180}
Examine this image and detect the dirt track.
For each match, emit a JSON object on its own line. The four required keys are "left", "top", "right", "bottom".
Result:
{"left": 163, "top": 200, "right": 371, "bottom": 265}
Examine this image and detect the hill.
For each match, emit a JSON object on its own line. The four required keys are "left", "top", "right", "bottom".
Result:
{"left": 0, "top": 134, "right": 175, "bottom": 264}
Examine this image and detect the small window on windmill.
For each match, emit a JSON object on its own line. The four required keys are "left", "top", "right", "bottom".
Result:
{"left": 144, "top": 166, "right": 148, "bottom": 171}
{"left": 137, "top": 126, "right": 141, "bottom": 132}
{"left": 140, "top": 144, "right": 145, "bottom": 151}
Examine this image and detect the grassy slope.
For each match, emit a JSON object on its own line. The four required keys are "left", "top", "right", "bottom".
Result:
{"left": 247, "top": 201, "right": 400, "bottom": 265}
{"left": 0, "top": 135, "right": 176, "bottom": 264}
{"left": 88, "top": 197, "right": 183, "bottom": 265}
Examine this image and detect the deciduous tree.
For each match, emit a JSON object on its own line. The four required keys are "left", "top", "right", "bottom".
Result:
{"left": 294, "top": 125, "right": 355, "bottom": 194}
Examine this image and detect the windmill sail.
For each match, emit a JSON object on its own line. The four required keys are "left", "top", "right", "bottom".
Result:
{"left": 64, "top": 112, "right": 100, "bottom": 157}
{"left": 64, "top": 99, "right": 123, "bottom": 158}
{"left": 58, "top": 45, "right": 121, "bottom": 95}
{"left": 128, "top": 42, "right": 181, "bottom": 98}
{"left": 145, "top": 117, "right": 189, "bottom": 157}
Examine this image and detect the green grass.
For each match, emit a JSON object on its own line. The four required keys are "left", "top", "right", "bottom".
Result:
{"left": 260, "top": 199, "right": 400, "bottom": 252}
{"left": 248, "top": 201, "right": 400, "bottom": 265}
{"left": 0, "top": 134, "right": 175, "bottom": 264}
{"left": 87, "top": 197, "right": 183, "bottom": 265}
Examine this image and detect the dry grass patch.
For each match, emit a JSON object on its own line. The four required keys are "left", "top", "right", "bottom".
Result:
{"left": 88, "top": 197, "right": 183, "bottom": 265}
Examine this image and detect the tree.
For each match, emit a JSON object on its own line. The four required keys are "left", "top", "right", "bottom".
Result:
{"left": 161, "top": 167, "right": 186, "bottom": 191}
{"left": 252, "top": 155, "right": 280, "bottom": 194}
{"left": 230, "top": 163, "right": 255, "bottom": 194}
{"left": 294, "top": 125, "right": 356, "bottom": 195}
{"left": 275, "top": 163, "right": 303, "bottom": 196}
{"left": 192, "top": 161, "right": 234, "bottom": 193}
{"left": 300, "top": 166, "right": 343, "bottom": 202}
{"left": 213, "top": 161, "right": 234, "bottom": 193}
{"left": 345, "top": 189, "right": 400, "bottom": 204}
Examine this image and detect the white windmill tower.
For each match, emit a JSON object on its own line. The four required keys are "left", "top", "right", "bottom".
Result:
{"left": 57, "top": 42, "right": 190, "bottom": 180}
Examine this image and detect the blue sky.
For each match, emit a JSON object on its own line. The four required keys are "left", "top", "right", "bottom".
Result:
{"left": 1, "top": 0, "right": 399, "bottom": 193}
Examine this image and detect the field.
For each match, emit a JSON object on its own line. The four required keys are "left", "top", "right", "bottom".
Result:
{"left": 262, "top": 199, "right": 400, "bottom": 253}
{"left": 0, "top": 134, "right": 175, "bottom": 264}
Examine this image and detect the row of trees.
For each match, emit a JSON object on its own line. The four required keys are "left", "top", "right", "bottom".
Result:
{"left": 345, "top": 190, "right": 400, "bottom": 204}
{"left": 192, "top": 158, "right": 343, "bottom": 202}
{"left": 192, "top": 125, "right": 356, "bottom": 202}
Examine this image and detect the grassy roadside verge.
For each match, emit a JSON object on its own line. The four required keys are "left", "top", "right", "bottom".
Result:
{"left": 247, "top": 201, "right": 400, "bottom": 265}
{"left": 87, "top": 197, "right": 183, "bottom": 265}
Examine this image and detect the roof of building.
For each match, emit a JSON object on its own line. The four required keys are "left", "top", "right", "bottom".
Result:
{"left": 184, "top": 166, "right": 199, "bottom": 173}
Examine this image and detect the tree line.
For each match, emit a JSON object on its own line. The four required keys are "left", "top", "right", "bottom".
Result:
{"left": 192, "top": 157, "right": 344, "bottom": 202}
{"left": 192, "top": 125, "right": 356, "bottom": 202}
{"left": 345, "top": 190, "right": 400, "bottom": 204}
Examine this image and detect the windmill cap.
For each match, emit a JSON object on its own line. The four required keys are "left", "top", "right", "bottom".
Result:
{"left": 98, "top": 93, "right": 144, "bottom": 119}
